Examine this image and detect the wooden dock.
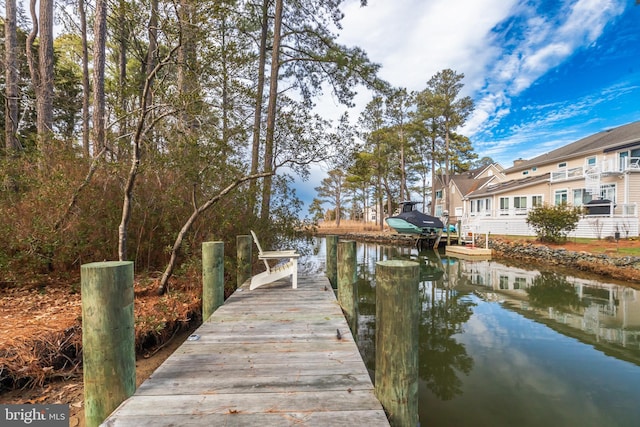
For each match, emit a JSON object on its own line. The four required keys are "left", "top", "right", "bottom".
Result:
{"left": 101, "top": 275, "right": 390, "bottom": 426}
{"left": 445, "top": 245, "right": 492, "bottom": 259}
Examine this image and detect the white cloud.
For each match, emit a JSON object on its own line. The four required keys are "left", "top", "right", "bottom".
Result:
{"left": 335, "top": 0, "right": 625, "bottom": 143}
{"left": 338, "top": 0, "right": 517, "bottom": 92}
{"left": 468, "top": 0, "right": 626, "bottom": 140}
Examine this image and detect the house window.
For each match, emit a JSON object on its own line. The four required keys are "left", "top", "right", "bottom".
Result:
{"left": 522, "top": 171, "right": 529, "bottom": 175}
{"left": 620, "top": 149, "right": 640, "bottom": 169}
{"left": 476, "top": 200, "right": 482, "bottom": 213}
{"left": 499, "top": 197, "right": 509, "bottom": 215}
{"left": 586, "top": 156, "right": 596, "bottom": 167}
{"left": 532, "top": 195, "right": 542, "bottom": 207}
{"left": 573, "top": 189, "right": 592, "bottom": 207}
{"left": 435, "top": 205, "right": 443, "bottom": 216}
{"left": 555, "top": 190, "right": 568, "bottom": 205}
{"left": 600, "top": 184, "right": 616, "bottom": 202}
{"left": 485, "top": 198, "right": 491, "bottom": 214}
{"left": 558, "top": 162, "right": 567, "bottom": 168}
{"left": 620, "top": 151, "right": 629, "bottom": 170}
{"left": 435, "top": 190, "right": 443, "bottom": 200}
{"left": 499, "top": 275, "right": 509, "bottom": 289}
{"left": 532, "top": 167, "right": 537, "bottom": 172}
{"left": 514, "top": 197, "right": 527, "bottom": 214}
{"left": 514, "top": 277, "right": 527, "bottom": 289}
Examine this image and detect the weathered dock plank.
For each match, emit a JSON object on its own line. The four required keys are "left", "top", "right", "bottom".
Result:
{"left": 101, "top": 275, "right": 389, "bottom": 426}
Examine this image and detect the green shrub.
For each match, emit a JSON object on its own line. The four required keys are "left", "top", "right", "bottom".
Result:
{"left": 526, "top": 203, "right": 582, "bottom": 243}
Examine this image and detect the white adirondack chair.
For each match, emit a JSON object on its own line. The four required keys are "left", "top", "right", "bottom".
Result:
{"left": 249, "top": 230, "right": 300, "bottom": 290}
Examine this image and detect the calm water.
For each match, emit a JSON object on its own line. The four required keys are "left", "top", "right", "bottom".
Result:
{"left": 300, "top": 238, "right": 640, "bottom": 427}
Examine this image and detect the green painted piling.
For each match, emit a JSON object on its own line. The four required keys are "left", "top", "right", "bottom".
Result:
{"left": 81, "top": 261, "right": 135, "bottom": 427}
{"left": 375, "top": 260, "right": 420, "bottom": 427}
{"left": 236, "top": 235, "right": 252, "bottom": 288}
{"left": 203, "top": 241, "right": 224, "bottom": 320}
{"left": 338, "top": 240, "right": 358, "bottom": 333}
{"left": 326, "top": 235, "right": 338, "bottom": 289}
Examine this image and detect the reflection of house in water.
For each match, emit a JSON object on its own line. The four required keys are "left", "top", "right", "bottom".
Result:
{"left": 452, "top": 258, "right": 640, "bottom": 352}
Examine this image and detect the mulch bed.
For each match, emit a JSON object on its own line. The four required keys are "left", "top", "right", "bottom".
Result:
{"left": 0, "top": 276, "right": 201, "bottom": 392}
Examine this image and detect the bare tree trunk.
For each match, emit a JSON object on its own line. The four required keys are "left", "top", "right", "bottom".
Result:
{"left": 248, "top": 0, "right": 269, "bottom": 215}
{"left": 430, "top": 140, "right": 436, "bottom": 216}
{"left": 26, "top": 0, "right": 40, "bottom": 141}
{"left": 220, "top": 17, "right": 231, "bottom": 159}
{"left": 143, "top": 0, "right": 158, "bottom": 151}
{"left": 260, "top": 0, "right": 283, "bottom": 222}
{"left": 422, "top": 174, "right": 427, "bottom": 212}
{"left": 4, "top": 0, "right": 21, "bottom": 153}
{"left": 177, "top": 0, "right": 198, "bottom": 133}
{"left": 79, "top": 0, "right": 90, "bottom": 157}
{"left": 377, "top": 175, "right": 383, "bottom": 230}
{"left": 399, "top": 127, "right": 407, "bottom": 200}
{"left": 92, "top": 0, "right": 107, "bottom": 153}
{"left": 118, "top": 46, "right": 180, "bottom": 261}
{"left": 444, "top": 124, "right": 450, "bottom": 218}
{"left": 117, "top": 0, "right": 129, "bottom": 148}
{"left": 146, "top": 0, "right": 159, "bottom": 84}
{"left": 37, "top": 0, "right": 54, "bottom": 156}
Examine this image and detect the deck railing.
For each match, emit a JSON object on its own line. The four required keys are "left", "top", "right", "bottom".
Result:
{"left": 467, "top": 203, "right": 637, "bottom": 219}
{"left": 550, "top": 157, "right": 640, "bottom": 182}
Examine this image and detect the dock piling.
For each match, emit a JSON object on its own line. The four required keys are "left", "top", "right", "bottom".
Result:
{"left": 203, "top": 241, "right": 224, "bottom": 320}
{"left": 236, "top": 234, "right": 252, "bottom": 288}
{"left": 326, "top": 235, "right": 338, "bottom": 289}
{"left": 81, "top": 261, "right": 135, "bottom": 427}
{"left": 375, "top": 260, "right": 420, "bottom": 427}
{"left": 338, "top": 240, "right": 358, "bottom": 333}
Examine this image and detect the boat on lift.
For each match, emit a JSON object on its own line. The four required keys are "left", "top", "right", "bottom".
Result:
{"left": 385, "top": 201, "right": 445, "bottom": 238}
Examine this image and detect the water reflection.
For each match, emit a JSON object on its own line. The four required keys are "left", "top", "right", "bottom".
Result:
{"left": 393, "top": 249, "right": 476, "bottom": 400}
{"left": 419, "top": 285, "right": 475, "bottom": 400}
{"left": 301, "top": 238, "right": 640, "bottom": 426}
{"left": 527, "top": 272, "right": 584, "bottom": 310}
{"left": 466, "top": 258, "right": 640, "bottom": 353}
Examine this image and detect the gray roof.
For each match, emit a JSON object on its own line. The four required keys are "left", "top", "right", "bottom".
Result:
{"left": 468, "top": 172, "right": 550, "bottom": 198}
{"left": 435, "top": 164, "right": 500, "bottom": 194}
{"left": 452, "top": 174, "right": 493, "bottom": 196}
{"left": 505, "top": 120, "right": 640, "bottom": 173}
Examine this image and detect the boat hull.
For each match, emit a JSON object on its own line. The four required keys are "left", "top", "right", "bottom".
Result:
{"left": 385, "top": 211, "right": 444, "bottom": 236}
{"left": 385, "top": 217, "right": 425, "bottom": 235}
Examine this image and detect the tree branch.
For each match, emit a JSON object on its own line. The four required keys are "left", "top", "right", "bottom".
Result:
{"left": 157, "top": 171, "right": 275, "bottom": 295}
{"left": 54, "top": 147, "right": 108, "bottom": 233}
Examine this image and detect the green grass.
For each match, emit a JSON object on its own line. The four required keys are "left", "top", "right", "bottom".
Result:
{"left": 614, "top": 247, "right": 640, "bottom": 256}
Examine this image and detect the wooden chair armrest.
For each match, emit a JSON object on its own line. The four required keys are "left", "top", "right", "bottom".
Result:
{"left": 258, "top": 251, "right": 300, "bottom": 259}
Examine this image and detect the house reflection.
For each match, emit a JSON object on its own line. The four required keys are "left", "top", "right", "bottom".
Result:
{"left": 449, "top": 257, "right": 640, "bottom": 356}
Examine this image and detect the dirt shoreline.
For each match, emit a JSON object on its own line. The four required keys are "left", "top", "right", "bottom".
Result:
{"left": 0, "top": 327, "right": 197, "bottom": 427}
{"left": 0, "top": 275, "right": 202, "bottom": 427}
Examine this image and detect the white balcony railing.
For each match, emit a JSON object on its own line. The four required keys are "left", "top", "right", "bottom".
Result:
{"left": 551, "top": 166, "right": 583, "bottom": 182}
{"left": 465, "top": 203, "right": 637, "bottom": 219}
{"left": 550, "top": 157, "right": 640, "bottom": 182}
{"left": 623, "top": 157, "right": 640, "bottom": 171}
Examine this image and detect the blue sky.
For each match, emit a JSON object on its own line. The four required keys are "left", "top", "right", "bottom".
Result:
{"left": 300, "top": 0, "right": 640, "bottom": 216}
